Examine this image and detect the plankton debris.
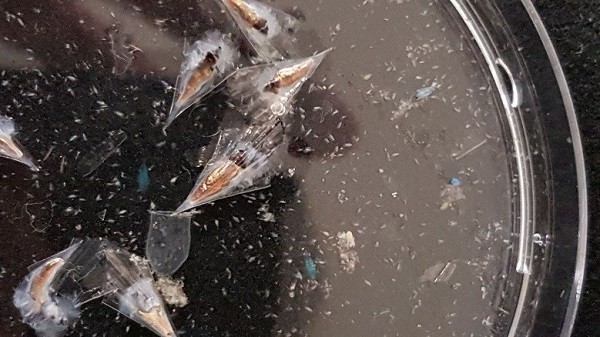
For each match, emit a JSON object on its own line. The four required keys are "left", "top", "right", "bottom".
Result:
{"left": 337, "top": 230, "right": 355, "bottom": 249}
{"left": 391, "top": 83, "right": 439, "bottom": 120}
{"left": 155, "top": 275, "right": 189, "bottom": 308}
{"left": 454, "top": 139, "right": 487, "bottom": 160}
{"left": 419, "top": 261, "right": 457, "bottom": 283}
{"left": 107, "top": 25, "right": 142, "bottom": 75}
{"left": 440, "top": 182, "right": 465, "bottom": 210}
{"left": 336, "top": 231, "right": 359, "bottom": 273}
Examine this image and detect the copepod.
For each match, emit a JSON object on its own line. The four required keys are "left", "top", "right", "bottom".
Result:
{"left": 216, "top": 0, "right": 299, "bottom": 61}
{"left": 413, "top": 82, "right": 439, "bottom": 101}
{"left": 164, "top": 31, "right": 239, "bottom": 130}
{"left": 0, "top": 115, "right": 39, "bottom": 171}
{"left": 175, "top": 114, "right": 285, "bottom": 213}
{"left": 102, "top": 246, "right": 176, "bottom": 337}
{"left": 13, "top": 241, "right": 83, "bottom": 337}
{"left": 226, "top": 48, "right": 331, "bottom": 106}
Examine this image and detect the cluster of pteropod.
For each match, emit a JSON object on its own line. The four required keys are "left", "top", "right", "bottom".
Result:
{"left": 11, "top": 0, "right": 330, "bottom": 335}
{"left": 13, "top": 239, "right": 176, "bottom": 337}
{"left": 167, "top": 0, "right": 330, "bottom": 213}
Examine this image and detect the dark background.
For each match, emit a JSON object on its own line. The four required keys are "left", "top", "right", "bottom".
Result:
{"left": 534, "top": 1, "right": 599, "bottom": 336}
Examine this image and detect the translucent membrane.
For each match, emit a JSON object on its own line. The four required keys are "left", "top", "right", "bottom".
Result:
{"left": 50, "top": 239, "right": 115, "bottom": 305}
{"left": 146, "top": 210, "right": 192, "bottom": 275}
{"left": 77, "top": 129, "right": 127, "bottom": 176}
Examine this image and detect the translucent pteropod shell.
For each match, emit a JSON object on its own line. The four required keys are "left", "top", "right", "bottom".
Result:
{"left": 102, "top": 246, "right": 176, "bottom": 337}
{"left": 175, "top": 113, "right": 285, "bottom": 213}
{"left": 216, "top": 0, "right": 299, "bottom": 61}
{"left": 164, "top": 31, "right": 239, "bottom": 130}
{"left": 13, "top": 241, "right": 83, "bottom": 337}
{"left": 146, "top": 211, "right": 192, "bottom": 275}
{"left": 77, "top": 130, "right": 127, "bottom": 177}
{"left": 0, "top": 115, "right": 39, "bottom": 171}
{"left": 226, "top": 48, "right": 331, "bottom": 106}
{"left": 49, "top": 239, "right": 116, "bottom": 305}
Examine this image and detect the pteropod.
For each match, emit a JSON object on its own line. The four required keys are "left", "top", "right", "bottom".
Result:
{"left": 217, "top": 0, "right": 299, "bottom": 61}
{"left": 102, "top": 245, "right": 177, "bottom": 337}
{"left": 164, "top": 31, "right": 239, "bottom": 130}
{"left": 0, "top": 115, "right": 39, "bottom": 171}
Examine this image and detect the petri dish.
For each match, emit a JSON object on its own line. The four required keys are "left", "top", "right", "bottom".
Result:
{"left": 0, "top": 0, "right": 586, "bottom": 336}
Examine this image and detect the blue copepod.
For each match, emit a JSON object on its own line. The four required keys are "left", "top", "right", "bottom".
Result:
{"left": 138, "top": 162, "right": 150, "bottom": 192}
{"left": 303, "top": 254, "right": 317, "bottom": 280}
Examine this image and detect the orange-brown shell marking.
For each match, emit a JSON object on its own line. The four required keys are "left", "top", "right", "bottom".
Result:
{"left": 265, "top": 59, "right": 315, "bottom": 94}
{"left": 0, "top": 136, "right": 23, "bottom": 157}
{"left": 177, "top": 52, "right": 217, "bottom": 104}
{"left": 227, "top": 0, "right": 268, "bottom": 33}
{"left": 191, "top": 161, "right": 242, "bottom": 202}
{"left": 137, "top": 308, "right": 175, "bottom": 337}
{"left": 29, "top": 258, "right": 65, "bottom": 310}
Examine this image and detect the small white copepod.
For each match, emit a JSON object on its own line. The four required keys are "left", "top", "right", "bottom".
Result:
{"left": 102, "top": 246, "right": 176, "bottom": 337}
{"left": 216, "top": 0, "right": 299, "bottom": 61}
{"left": 226, "top": 48, "right": 331, "bottom": 106}
{"left": 13, "top": 241, "right": 83, "bottom": 337}
{"left": 0, "top": 115, "right": 39, "bottom": 171}
{"left": 164, "top": 31, "right": 239, "bottom": 130}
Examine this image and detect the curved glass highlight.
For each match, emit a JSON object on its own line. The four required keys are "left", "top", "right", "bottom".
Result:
{"left": 444, "top": 0, "right": 587, "bottom": 335}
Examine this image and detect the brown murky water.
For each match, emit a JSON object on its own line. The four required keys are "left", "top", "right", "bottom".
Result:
{"left": 0, "top": 0, "right": 513, "bottom": 336}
